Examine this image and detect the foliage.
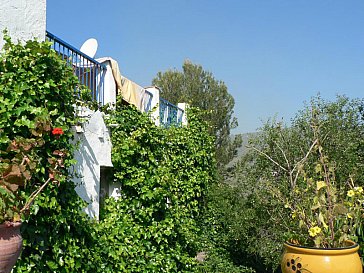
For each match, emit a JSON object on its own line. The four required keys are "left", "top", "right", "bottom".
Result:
{"left": 219, "top": 95, "right": 364, "bottom": 270}
{"left": 0, "top": 32, "right": 80, "bottom": 223}
{"left": 0, "top": 35, "right": 102, "bottom": 272}
{"left": 152, "top": 60, "right": 242, "bottom": 173}
{"left": 2, "top": 35, "right": 218, "bottom": 272}
{"left": 252, "top": 105, "right": 363, "bottom": 248}
{"left": 1, "top": 34, "right": 235, "bottom": 273}
{"left": 14, "top": 182, "right": 101, "bottom": 273}
{"left": 196, "top": 247, "right": 256, "bottom": 273}
{"left": 196, "top": 182, "right": 258, "bottom": 273}
{"left": 98, "top": 102, "right": 216, "bottom": 272}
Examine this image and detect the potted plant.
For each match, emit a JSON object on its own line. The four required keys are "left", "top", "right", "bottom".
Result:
{"left": 252, "top": 107, "right": 363, "bottom": 273}
{"left": 0, "top": 31, "right": 79, "bottom": 273}
{"left": 0, "top": 122, "right": 67, "bottom": 273}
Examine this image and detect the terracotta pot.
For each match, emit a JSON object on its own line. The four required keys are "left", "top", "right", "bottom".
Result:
{"left": 0, "top": 222, "right": 22, "bottom": 273}
{"left": 281, "top": 240, "right": 362, "bottom": 273}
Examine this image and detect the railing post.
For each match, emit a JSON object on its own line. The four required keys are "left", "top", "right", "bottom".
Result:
{"left": 145, "top": 86, "right": 160, "bottom": 126}
{"left": 98, "top": 59, "right": 116, "bottom": 107}
{"left": 96, "top": 64, "right": 107, "bottom": 106}
{"left": 178, "top": 103, "right": 188, "bottom": 126}
{"left": 46, "top": 32, "right": 107, "bottom": 107}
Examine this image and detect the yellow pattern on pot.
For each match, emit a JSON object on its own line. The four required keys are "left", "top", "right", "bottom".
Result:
{"left": 281, "top": 240, "right": 362, "bottom": 273}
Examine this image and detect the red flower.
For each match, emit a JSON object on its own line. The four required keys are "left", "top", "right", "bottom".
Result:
{"left": 52, "top": 127, "right": 64, "bottom": 136}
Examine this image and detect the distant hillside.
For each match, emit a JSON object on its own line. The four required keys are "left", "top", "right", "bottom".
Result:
{"left": 224, "top": 132, "right": 258, "bottom": 186}
{"left": 227, "top": 132, "right": 257, "bottom": 168}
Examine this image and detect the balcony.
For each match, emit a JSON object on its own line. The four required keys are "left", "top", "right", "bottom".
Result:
{"left": 46, "top": 31, "right": 185, "bottom": 127}
{"left": 46, "top": 31, "right": 107, "bottom": 107}
{"left": 159, "top": 98, "right": 184, "bottom": 127}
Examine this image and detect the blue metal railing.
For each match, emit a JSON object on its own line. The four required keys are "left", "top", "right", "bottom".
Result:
{"left": 159, "top": 98, "right": 184, "bottom": 127}
{"left": 45, "top": 32, "right": 185, "bottom": 127}
{"left": 46, "top": 31, "right": 107, "bottom": 106}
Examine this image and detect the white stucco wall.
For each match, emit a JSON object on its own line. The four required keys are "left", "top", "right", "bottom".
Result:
{"left": 109, "top": 182, "right": 122, "bottom": 199}
{"left": 177, "top": 103, "right": 188, "bottom": 126}
{"left": 100, "top": 60, "right": 117, "bottom": 107}
{"left": 145, "top": 86, "right": 161, "bottom": 126}
{"left": 72, "top": 110, "right": 113, "bottom": 219}
{"left": 0, "top": 0, "right": 46, "bottom": 48}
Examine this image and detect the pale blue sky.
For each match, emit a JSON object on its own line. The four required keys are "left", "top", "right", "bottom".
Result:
{"left": 47, "top": 0, "right": 364, "bottom": 133}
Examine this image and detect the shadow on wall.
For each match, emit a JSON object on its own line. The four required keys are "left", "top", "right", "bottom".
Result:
{"left": 71, "top": 110, "right": 113, "bottom": 219}
{"left": 72, "top": 131, "right": 99, "bottom": 218}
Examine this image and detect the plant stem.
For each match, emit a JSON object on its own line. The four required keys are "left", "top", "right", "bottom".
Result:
{"left": 20, "top": 165, "right": 58, "bottom": 213}
{"left": 319, "top": 149, "right": 335, "bottom": 244}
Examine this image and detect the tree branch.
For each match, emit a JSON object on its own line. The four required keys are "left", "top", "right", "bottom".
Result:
{"left": 249, "top": 146, "right": 288, "bottom": 172}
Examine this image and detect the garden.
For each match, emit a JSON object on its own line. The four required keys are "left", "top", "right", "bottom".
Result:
{"left": 0, "top": 35, "right": 364, "bottom": 273}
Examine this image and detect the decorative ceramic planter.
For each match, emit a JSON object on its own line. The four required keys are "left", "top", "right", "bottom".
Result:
{"left": 0, "top": 222, "right": 22, "bottom": 273}
{"left": 281, "top": 240, "right": 362, "bottom": 273}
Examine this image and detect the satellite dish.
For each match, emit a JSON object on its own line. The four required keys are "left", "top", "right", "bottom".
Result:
{"left": 80, "top": 38, "right": 98, "bottom": 58}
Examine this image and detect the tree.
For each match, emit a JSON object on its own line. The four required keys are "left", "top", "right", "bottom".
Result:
{"left": 213, "top": 95, "right": 364, "bottom": 271}
{"left": 152, "top": 60, "right": 241, "bottom": 173}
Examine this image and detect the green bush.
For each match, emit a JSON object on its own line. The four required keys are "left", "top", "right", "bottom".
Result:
{"left": 224, "top": 95, "right": 364, "bottom": 271}
{"left": 2, "top": 35, "right": 224, "bottom": 272}
{"left": 0, "top": 32, "right": 101, "bottom": 273}
{"left": 196, "top": 247, "right": 256, "bottom": 273}
{"left": 97, "top": 104, "right": 216, "bottom": 272}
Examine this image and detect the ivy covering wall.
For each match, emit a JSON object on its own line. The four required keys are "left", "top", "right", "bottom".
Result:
{"left": 0, "top": 33, "right": 100, "bottom": 273}
{"left": 97, "top": 104, "right": 216, "bottom": 272}
{"left": 2, "top": 38, "right": 217, "bottom": 272}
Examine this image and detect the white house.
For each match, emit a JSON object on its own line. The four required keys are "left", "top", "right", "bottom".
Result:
{"left": 0, "top": 0, "right": 187, "bottom": 219}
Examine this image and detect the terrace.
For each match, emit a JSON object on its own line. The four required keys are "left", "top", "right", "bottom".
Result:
{"left": 46, "top": 31, "right": 185, "bottom": 128}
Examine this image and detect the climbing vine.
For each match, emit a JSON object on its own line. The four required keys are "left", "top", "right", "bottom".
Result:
{"left": 98, "top": 103, "right": 216, "bottom": 272}
{"left": 2, "top": 35, "right": 216, "bottom": 272}
{"left": 0, "top": 34, "right": 99, "bottom": 273}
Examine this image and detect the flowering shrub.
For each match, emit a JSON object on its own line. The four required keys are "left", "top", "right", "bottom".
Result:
{"left": 0, "top": 128, "right": 68, "bottom": 223}
{"left": 3, "top": 34, "right": 218, "bottom": 272}
{"left": 255, "top": 106, "right": 364, "bottom": 248}
{"left": 0, "top": 32, "right": 79, "bottom": 224}
{"left": 223, "top": 96, "right": 364, "bottom": 270}
{"left": 345, "top": 186, "right": 364, "bottom": 235}
{"left": 0, "top": 33, "right": 105, "bottom": 273}
{"left": 51, "top": 127, "right": 64, "bottom": 136}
